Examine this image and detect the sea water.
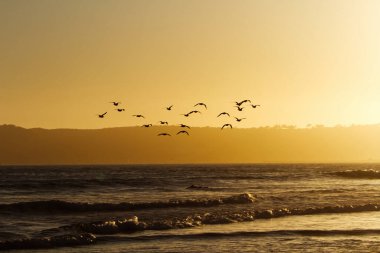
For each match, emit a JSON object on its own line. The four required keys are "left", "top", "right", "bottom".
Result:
{"left": 1, "top": 164, "right": 380, "bottom": 252}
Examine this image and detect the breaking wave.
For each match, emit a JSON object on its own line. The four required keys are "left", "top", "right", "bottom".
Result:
{"left": 70, "top": 203, "right": 380, "bottom": 234}
{"left": 0, "top": 233, "right": 96, "bottom": 250}
{"left": 3, "top": 202, "right": 380, "bottom": 250}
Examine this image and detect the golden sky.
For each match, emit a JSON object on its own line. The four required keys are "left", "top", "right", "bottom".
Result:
{"left": 1, "top": 0, "right": 380, "bottom": 129}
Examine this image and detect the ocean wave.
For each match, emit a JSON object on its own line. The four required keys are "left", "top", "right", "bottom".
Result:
{"left": 330, "top": 169, "right": 380, "bottom": 179}
{"left": 0, "top": 193, "right": 256, "bottom": 213}
{"left": 0, "top": 229, "right": 380, "bottom": 251}
{"left": 4, "top": 227, "right": 380, "bottom": 251}
{"left": 71, "top": 203, "right": 380, "bottom": 235}
{"left": 100, "top": 229, "right": 380, "bottom": 242}
{"left": 3, "top": 203, "right": 380, "bottom": 250}
{"left": 0, "top": 178, "right": 165, "bottom": 190}
{"left": 0, "top": 233, "right": 96, "bottom": 250}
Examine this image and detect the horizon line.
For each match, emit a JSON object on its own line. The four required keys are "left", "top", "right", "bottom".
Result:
{"left": 2, "top": 123, "right": 380, "bottom": 131}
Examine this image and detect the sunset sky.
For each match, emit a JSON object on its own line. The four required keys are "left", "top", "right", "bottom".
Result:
{"left": 1, "top": 0, "right": 380, "bottom": 129}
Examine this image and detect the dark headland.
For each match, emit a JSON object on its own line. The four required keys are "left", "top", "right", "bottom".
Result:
{"left": 1, "top": 124, "right": 380, "bottom": 165}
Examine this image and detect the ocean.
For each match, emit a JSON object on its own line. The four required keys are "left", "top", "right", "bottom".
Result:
{"left": 1, "top": 164, "right": 380, "bottom": 252}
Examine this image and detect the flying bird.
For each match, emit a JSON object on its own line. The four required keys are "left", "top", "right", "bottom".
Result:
{"left": 133, "top": 115, "right": 145, "bottom": 118}
{"left": 235, "top": 100, "right": 251, "bottom": 106}
{"left": 194, "top": 103, "right": 207, "bottom": 109}
{"left": 115, "top": 109, "right": 125, "bottom": 112}
{"left": 158, "top": 133, "right": 171, "bottom": 136}
{"left": 251, "top": 104, "right": 261, "bottom": 108}
{"left": 221, "top": 124, "right": 233, "bottom": 130}
{"left": 179, "top": 124, "right": 190, "bottom": 129}
{"left": 110, "top": 102, "right": 121, "bottom": 106}
{"left": 166, "top": 105, "right": 173, "bottom": 111}
{"left": 142, "top": 124, "right": 153, "bottom": 128}
{"left": 97, "top": 112, "right": 107, "bottom": 118}
{"left": 217, "top": 112, "right": 230, "bottom": 117}
{"left": 159, "top": 121, "right": 168, "bottom": 125}
{"left": 182, "top": 113, "right": 191, "bottom": 117}
{"left": 189, "top": 110, "right": 201, "bottom": 114}
{"left": 177, "top": 130, "right": 190, "bottom": 135}
{"left": 235, "top": 106, "right": 244, "bottom": 111}
{"left": 234, "top": 117, "right": 246, "bottom": 122}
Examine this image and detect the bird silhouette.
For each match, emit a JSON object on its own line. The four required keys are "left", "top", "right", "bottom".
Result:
{"left": 234, "top": 117, "right": 246, "bottom": 122}
{"left": 235, "top": 106, "right": 244, "bottom": 111}
{"left": 97, "top": 112, "right": 107, "bottom": 118}
{"left": 194, "top": 103, "right": 207, "bottom": 109}
{"left": 177, "top": 130, "right": 190, "bottom": 135}
{"left": 189, "top": 110, "right": 201, "bottom": 114}
{"left": 110, "top": 102, "right": 121, "bottom": 106}
{"left": 158, "top": 133, "right": 171, "bottom": 136}
{"left": 179, "top": 124, "right": 190, "bottom": 129}
{"left": 133, "top": 115, "right": 145, "bottom": 118}
{"left": 166, "top": 105, "right": 173, "bottom": 111}
{"left": 142, "top": 124, "right": 153, "bottom": 128}
{"left": 221, "top": 124, "right": 233, "bottom": 129}
{"left": 217, "top": 112, "right": 230, "bottom": 117}
{"left": 182, "top": 113, "right": 191, "bottom": 117}
{"left": 159, "top": 121, "right": 168, "bottom": 125}
{"left": 235, "top": 100, "right": 251, "bottom": 106}
{"left": 115, "top": 109, "right": 125, "bottom": 112}
{"left": 251, "top": 104, "right": 261, "bottom": 108}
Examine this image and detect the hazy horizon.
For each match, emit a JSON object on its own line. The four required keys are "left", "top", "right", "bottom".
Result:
{"left": 3, "top": 122, "right": 380, "bottom": 130}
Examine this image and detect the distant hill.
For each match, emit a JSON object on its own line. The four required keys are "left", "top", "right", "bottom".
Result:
{"left": 1, "top": 124, "right": 380, "bottom": 165}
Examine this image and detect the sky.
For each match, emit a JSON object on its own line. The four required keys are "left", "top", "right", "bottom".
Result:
{"left": 1, "top": 0, "right": 380, "bottom": 129}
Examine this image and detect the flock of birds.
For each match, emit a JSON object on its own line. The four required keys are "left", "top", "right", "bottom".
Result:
{"left": 97, "top": 100, "right": 260, "bottom": 136}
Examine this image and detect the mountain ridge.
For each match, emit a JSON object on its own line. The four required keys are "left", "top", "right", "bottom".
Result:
{"left": 1, "top": 124, "right": 380, "bottom": 165}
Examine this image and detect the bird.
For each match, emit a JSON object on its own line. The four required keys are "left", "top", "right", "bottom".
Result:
{"left": 142, "top": 124, "right": 153, "bottom": 128}
{"left": 159, "top": 121, "right": 168, "bottom": 125}
{"left": 166, "top": 105, "right": 173, "bottom": 111}
{"left": 235, "top": 117, "right": 246, "bottom": 122}
{"left": 110, "top": 102, "right": 121, "bottom": 106}
{"left": 179, "top": 124, "right": 190, "bottom": 129}
{"left": 97, "top": 112, "right": 107, "bottom": 118}
{"left": 158, "top": 133, "right": 171, "bottom": 136}
{"left": 194, "top": 103, "right": 207, "bottom": 109}
{"left": 177, "top": 130, "right": 189, "bottom": 135}
{"left": 115, "top": 109, "right": 125, "bottom": 112}
{"left": 235, "top": 100, "right": 251, "bottom": 106}
{"left": 133, "top": 115, "right": 145, "bottom": 118}
{"left": 235, "top": 106, "right": 244, "bottom": 111}
{"left": 221, "top": 124, "right": 233, "bottom": 130}
{"left": 251, "top": 104, "right": 261, "bottom": 108}
{"left": 217, "top": 112, "right": 230, "bottom": 117}
{"left": 189, "top": 110, "right": 201, "bottom": 114}
{"left": 182, "top": 113, "right": 191, "bottom": 117}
